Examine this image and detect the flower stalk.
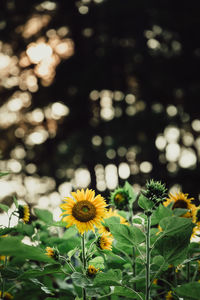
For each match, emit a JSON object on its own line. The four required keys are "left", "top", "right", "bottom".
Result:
{"left": 145, "top": 213, "right": 151, "bottom": 300}
{"left": 81, "top": 233, "right": 87, "bottom": 300}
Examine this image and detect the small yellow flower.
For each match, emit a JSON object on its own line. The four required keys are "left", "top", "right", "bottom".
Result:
{"left": 87, "top": 265, "right": 99, "bottom": 278}
{"left": 163, "top": 191, "right": 196, "bottom": 219}
{"left": 97, "top": 233, "right": 113, "bottom": 251}
{"left": 156, "top": 225, "right": 163, "bottom": 236}
{"left": 97, "top": 207, "right": 129, "bottom": 237}
{"left": 0, "top": 291, "right": 14, "bottom": 299}
{"left": 45, "top": 247, "right": 59, "bottom": 260}
{"left": 153, "top": 278, "right": 158, "bottom": 285}
{"left": 165, "top": 290, "right": 175, "bottom": 300}
{"left": 18, "top": 205, "right": 30, "bottom": 223}
{"left": 60, "top": 189, "right": 107, "bottom": 235}
{"left": 0, "top": 255, "right": 6, "bottom": 262}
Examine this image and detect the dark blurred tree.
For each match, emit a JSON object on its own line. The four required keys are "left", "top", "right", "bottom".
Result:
{"left": 0, "top": 0, "right": 200, "bottom": 206}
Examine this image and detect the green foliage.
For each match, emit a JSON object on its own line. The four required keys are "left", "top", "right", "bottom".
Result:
{"left": 138, "top": 194, "right": 154, "bottom": 211}
{"left": 0, "top": 236, "right": 53, "bottom": 262}
{"left": 93, "top": 269, "right": 122, "bottom": 287}
{"left": 174, "top": 282, "right": 200, "bottom": 300}
{"left": 1, "top": 180, "right": 200, "bottom": 300}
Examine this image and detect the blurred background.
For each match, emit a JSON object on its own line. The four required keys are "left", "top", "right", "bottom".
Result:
{"left": 0, "top": 0, "right": 200, "bottom": 221}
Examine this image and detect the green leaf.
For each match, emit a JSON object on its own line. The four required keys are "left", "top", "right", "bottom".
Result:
{"left": 104, "top": 218, "right": 145, "bottom": 246}
{"left": 19, "top": 263, "right": 61, "bottom": 279}
{"left": 159, "top": 216, "right": 194, "bottom": 236}
{"left": 13, "top": 195, "right": 19, "bottom": 208}
{"left": 30, "top": 278, "right": 54, "bottom": 295}
{"left": 68, "top": 247, "right": 79, "bottom": 259}
{"left": 124, "top": 181, "right": 137, "bottom": 203}
{"left": 71, "top": 272, "right": 91, "bottom": 287}
{"left": 138, "top": 194, "right": 154, "bottom": 211}
{"left": 172, "top": 208, "right": 189, "bottom": 217}
{"left": 0, "top": 236, "right": 53, "bottom": 262}
{"left": 51, "top": 221, "right": 68, "bottom": 227}
{"left": 174, "top": 282, "right": 200, "bottom": 300}
{"left": 0, "top": 172, "right": 10, "bottom": 177}
{"left": 113, "top": 286, "right": 144, "bottom": 300}
{"left": 155, "top": 232, "right": 191, "bottom": 265}
{"left": 16, "top": 223, "right": 34, "bottom": 236}
{"left": 151, "top": 204, "right": 173, "bottom": 225}
{"left": 0, "top": 227, "right": 15, "bottom": 236}
{"left": 34, "top": 208, "right": 53, "bottom": 224}
{"left": 93, "top": 269, "right": 122, "bottom": 287}
{"left": 89, "top": 256, "right": 104, "bottom": 269}
{"left": 0, "top": 203, "right": 9, "bottom": 212}
{"left": 152, "top": 255, "right": 165, "bottom": 266}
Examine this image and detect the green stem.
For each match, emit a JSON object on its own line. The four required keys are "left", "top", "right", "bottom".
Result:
{"left": 59, "top": 256, "right": 76, "bottom": 273}
{"left": 81, "top": 233, "right": 87, "bottom": 300}
{"left": 145, "top": 214, "right": 151, "bottom": 300}
{"left": 186, "top": 261, "right": 190, "bottom": 282}
{"left": 132, "top": 247, "right": 136, "bottom": 291}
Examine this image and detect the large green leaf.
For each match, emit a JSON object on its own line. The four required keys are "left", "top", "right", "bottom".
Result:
{"left": 19, "top": 263, "right": 62, "bottom": 279}
{"left": 151, "top": 204, "right": 172, "bottom": 225}
{"left": 71, "top": 272, "right": 91, "bottom": 287}
{"left": 174, "top": 282, "right": 200, "bottom": 300}
{"left": 113, "top": 286, "right": 144, "bottom": 300}
{"left": 155, "top": 232, "right": 190, "bottom": 265}
{"left": 104, "top": 218, "right": 145, "bottom": 247}
{"left": 34, "top": 208, "right": 53, "bottom": 224}
{"left": 93, "top": 269, "right": 122, "bottom": 287}
{"left": 89, "top": 256, "right": 104, "bottom": 269}
{"left": 159, "top": 216, "right": 194, "bottom": 236}
{"left": 138, "top": 194, "right": 154, "bottom": 211}
{"left": 0, "top": 236, "right": 53, "bottom": 262}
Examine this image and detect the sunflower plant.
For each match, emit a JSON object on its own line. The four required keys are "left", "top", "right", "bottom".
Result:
{"left": 0, "top": 179, "right": 200, "bottom": 300}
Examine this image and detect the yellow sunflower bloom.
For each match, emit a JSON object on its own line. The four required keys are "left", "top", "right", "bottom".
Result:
{"left": 0, "top": 291, "right": 14, "bottom": 299}
{"left": 45, "top": 247, "right": 59, "bottom": 260}
{"left": 97, "top": 207, "right": 129, "bottom": 237}
{"left": 87, "top": 265, "right": 99, "bottom": 277}
{"left": 97, "top": 233, "right": 113, "bottom": 251}
{"left": 163, "top": 191, "right": 196, "bottom": 219}
{"left": 18, "top": 205, "right": 30, "bottom": 223}
{"left": 165, "top": 290, "right": 175, "bottom": 300}
{"left": 60, "top": 188, "right": 107, "bottom": 235}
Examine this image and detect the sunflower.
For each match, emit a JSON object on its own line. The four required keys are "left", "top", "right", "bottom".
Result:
{"left": 194, "top": 207, "right": 200, "bottom": 227}
{"left": 97, "top": 233, "right": 113, "bottom": 251}
{"left": 60, "top": 189, "right": 107, "bottom": 235}
{"left": 87, "top": 265, "right": 99, "bottom": 278}
{"left": 163, "top": 191, "right": 196, "bottom": 219}
{"left": 97, "top": 207, "right": 129, "bottom": 236}
{"left": 110, "top": 187, "right": 130, "bottom": 209}
{"left": 45, "top": 247, "right": 59, "bottom": 260}
{"left": 165, "top": 290, "right": 175, "bottom": 300}
{"left": 18, "top": 205, "right": 30, "bottom": 223}
{"left": 0, "top": 291, "right": 13, "bottom": 300}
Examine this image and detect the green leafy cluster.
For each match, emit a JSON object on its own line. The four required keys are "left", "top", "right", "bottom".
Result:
{"left": 0, "top": 178, "right": 200, "bottom": 300}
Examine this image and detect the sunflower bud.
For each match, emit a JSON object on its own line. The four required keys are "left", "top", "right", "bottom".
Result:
{"left": 142, "top": 179, "right": 167, "bottom": 207}
{"left": 110, "top": 187, "right": 131, "bottom": 209}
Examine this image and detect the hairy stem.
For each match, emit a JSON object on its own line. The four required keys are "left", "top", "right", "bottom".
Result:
{"left": 81, "top": 233, "right": 87, "bottom": 300}
{"left": 145, "top": 214, "right": 151, "bottom": 300}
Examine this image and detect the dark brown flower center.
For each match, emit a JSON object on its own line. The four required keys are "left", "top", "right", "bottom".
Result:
{"left": 172, "top": 199, "right": 188, "bottom": 209}
{"left": 104, "top": 226, "right": 110, "bottom": 232}
{"left": 72, "top": 200, "right": 96, "bottom": 222}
